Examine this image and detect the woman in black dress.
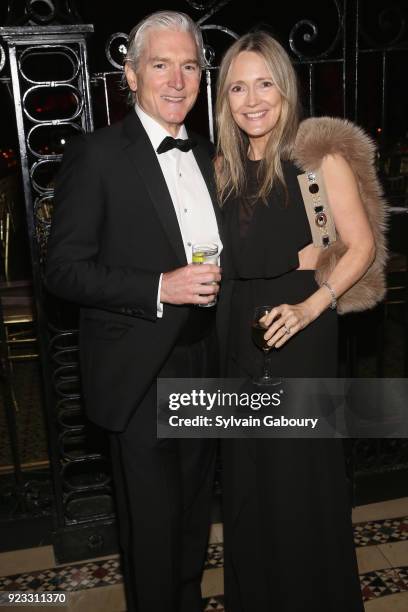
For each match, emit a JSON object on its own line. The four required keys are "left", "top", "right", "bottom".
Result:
{"left": 215, "top": 32, "right": 377, "bottom": 612}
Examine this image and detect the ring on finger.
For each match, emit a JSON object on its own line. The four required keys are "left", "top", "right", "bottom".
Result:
{"left": 283, "top": 323, "right": 291, "bottom": 335}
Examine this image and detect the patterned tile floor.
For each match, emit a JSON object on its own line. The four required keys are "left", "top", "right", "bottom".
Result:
{"left": 361, "top": 567, "right": 408, "bottom": 601}
{"left": 0, "top": 517, "right": 407, "bottom": 606}
{"left": 0, "top": 558, "right": 122, "bottom": 592}
{"left": 354, "top": 515, "right": 408, "bottom": 603}
{"left": 204, "top": 596, "right": 225, "bottom": 610}
{"left": 205, "top": 543, "right": 224, "bottom": 569}
{"left": 354, "top": 516, "right": 408, "bottom": 547}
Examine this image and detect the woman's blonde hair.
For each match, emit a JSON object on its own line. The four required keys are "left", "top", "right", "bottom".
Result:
{"left": 215, "top": 31, "right": 300, "bottom": 204}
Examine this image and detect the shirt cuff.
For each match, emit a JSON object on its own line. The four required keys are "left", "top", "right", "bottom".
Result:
{"left": 157, "top": 273, "right": 164, "bottom": 318}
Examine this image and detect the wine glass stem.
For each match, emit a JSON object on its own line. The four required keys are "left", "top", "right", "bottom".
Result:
{"left": 262, "top": 349, "right": 271, "bottom": 379}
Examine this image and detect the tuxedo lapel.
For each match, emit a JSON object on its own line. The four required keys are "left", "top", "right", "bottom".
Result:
{"left": 121, "top": 112, "right": 187, "bottom": 266}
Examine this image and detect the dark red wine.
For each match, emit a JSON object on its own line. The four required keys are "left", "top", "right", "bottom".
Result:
{"left": 251, "top": 322, "right": 269, "bottom": 350}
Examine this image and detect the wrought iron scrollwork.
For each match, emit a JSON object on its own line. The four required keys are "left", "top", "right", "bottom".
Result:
{"left": 360, "top": 5, "right": 407, "bottom": 49}
{"left": 0, "top": 44, "right": 6, "bottom": 75}
{"left": 203, "top": 44, "right": 216, "bottom": 68}
{"left": 289, "top": 0, "right": 343, "bottom": 60}
{"left": 201, "top": 24, "right": 239, "bottom": 67}
{"left": 290, "top": 20, "right": 318, "bottom": 58}
{"left": 18, "top": 45, "right": 80, "bottom": 84}
{"left": 195, "top": 0, "right": 232, "bottom": 27}
{"left": 5, "top": 0, "right": 83, "bottom": 26}
{"left": 27, "top": 0, "right": 56, "bottom": 24}
{"left": 34, "top": 194, "right": 53, "bottom": 264}
{"left": 0, "top": 22, "right": 104, "bottom": 557}
{"left": 0, "top": 26, "right": 94, "bottom": 264}
{"left": 185, "top": 0, "right": 220, "bottom": 11}
{"left": 48, "top": 325, "right": 114, "bottom": 526}
{"left": 199, "top": 24, "right": 238, "bottom": 141}
{"left": 378, "top": 7, "right": 406, "bottom": 46}
{"left": 23, "top": 83, "right": 84, "bottom": 123}
{"left": 105, "top": 32, "right": 128, "bottom": 70}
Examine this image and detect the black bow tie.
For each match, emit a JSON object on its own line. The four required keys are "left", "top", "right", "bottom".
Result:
{"left": 157, "top": 136, "right": 197, "bottom": 154}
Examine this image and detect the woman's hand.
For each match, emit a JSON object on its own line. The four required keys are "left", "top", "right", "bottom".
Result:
{"left": 262, "top": 153, "right": 376, "bottom": 350}
{"left": 262, "top": 301, "right": 316, "bottom": 348}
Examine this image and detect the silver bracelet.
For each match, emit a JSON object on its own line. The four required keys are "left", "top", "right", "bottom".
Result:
{"left": 322, "top": 280, "right": 337, "bottom": 310}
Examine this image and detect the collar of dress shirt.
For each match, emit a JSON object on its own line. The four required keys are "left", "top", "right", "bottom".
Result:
{"left": 134, "top": 103, "right": 189, "bottom": 153}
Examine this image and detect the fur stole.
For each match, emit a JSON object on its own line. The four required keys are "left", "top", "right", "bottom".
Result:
{"left": 292, "top": 116, "right": 388, "bottom": 314}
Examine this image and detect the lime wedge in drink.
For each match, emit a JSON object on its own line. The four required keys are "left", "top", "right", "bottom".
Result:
{"left": 192, "top": 252, "right": 204, "bottom": 264}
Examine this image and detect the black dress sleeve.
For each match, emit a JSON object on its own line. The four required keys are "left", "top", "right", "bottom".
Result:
{"left": 224, "top": 160, "right": 313, "bottom": 280}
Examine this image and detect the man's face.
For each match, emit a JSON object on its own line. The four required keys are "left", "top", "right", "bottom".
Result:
{"left": 125, "top": 28, "right": 201, "bottom": 136}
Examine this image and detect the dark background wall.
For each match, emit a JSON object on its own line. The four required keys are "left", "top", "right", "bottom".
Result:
{"left": 1, "top": 0, "right": 408, "bottom": 145}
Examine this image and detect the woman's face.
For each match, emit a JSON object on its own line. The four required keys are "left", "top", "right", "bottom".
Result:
{"left": 227, "top": 51, "right": 282, "bottom": 147}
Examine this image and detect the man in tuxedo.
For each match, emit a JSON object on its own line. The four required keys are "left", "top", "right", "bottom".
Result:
{"left": 45, "top": 11, "right": 222, "bottom": 612}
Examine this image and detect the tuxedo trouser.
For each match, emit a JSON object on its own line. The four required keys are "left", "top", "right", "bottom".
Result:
{"left": 109, "top": 331, "right": 217, "bottom": 612}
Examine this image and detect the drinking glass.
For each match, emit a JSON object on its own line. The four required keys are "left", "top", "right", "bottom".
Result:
{"left": 192, "top": 243, "right": 219, "bottom": 307}
{"left": 252, "top": 305, "right": 280, "bottom": 386}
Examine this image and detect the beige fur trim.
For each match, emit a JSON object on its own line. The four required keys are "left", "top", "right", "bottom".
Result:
{"left": 292, "top": 116, "right": 388, "bottom": 314}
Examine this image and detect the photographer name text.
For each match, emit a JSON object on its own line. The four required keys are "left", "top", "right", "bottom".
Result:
{"left": 168, "top": 415, "right": 319, "bottom": 429}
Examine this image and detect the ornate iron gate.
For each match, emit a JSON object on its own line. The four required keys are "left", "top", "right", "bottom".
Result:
{"left": 0, "top": 0, "right": 407, "bottom": 561}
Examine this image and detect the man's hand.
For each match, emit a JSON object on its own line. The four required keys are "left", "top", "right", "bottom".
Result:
{"left": 160, "top": 264, "right": 221, "bottom": 306}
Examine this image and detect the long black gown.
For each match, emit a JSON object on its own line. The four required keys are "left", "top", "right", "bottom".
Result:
{"left": 219, "top": 158, "right": 364, "bottom": 612}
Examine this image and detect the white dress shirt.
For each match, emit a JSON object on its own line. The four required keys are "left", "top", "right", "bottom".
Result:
{"left": 135, "top": 104, "right": 222, "bottom": 317}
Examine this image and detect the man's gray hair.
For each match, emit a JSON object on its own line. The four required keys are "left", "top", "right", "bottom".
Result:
{"left": 122, "top": 11, "right": 205, "bottom": 105}
{"left": 125, "top": 10, "right": 205, "bottom": 70}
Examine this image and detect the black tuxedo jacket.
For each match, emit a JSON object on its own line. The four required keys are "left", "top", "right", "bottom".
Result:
{"left": 46, "top": 111, "right": 222, "bottom": 432}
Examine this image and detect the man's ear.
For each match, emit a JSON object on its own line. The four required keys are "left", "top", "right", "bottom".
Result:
{"left": 124, "top": 62, "right": 138, "bottom": 92}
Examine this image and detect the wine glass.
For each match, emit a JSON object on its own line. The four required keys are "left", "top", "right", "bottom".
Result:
{"left": 252, "top": 306, "right": 281, "bottom": 386}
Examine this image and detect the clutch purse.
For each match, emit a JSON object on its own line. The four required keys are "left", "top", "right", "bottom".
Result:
{"left": 293, "top": 116, "right": 388, "bottom": 314}
{"left": 297, "top": 169, "right": 337, "bottom": 249}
